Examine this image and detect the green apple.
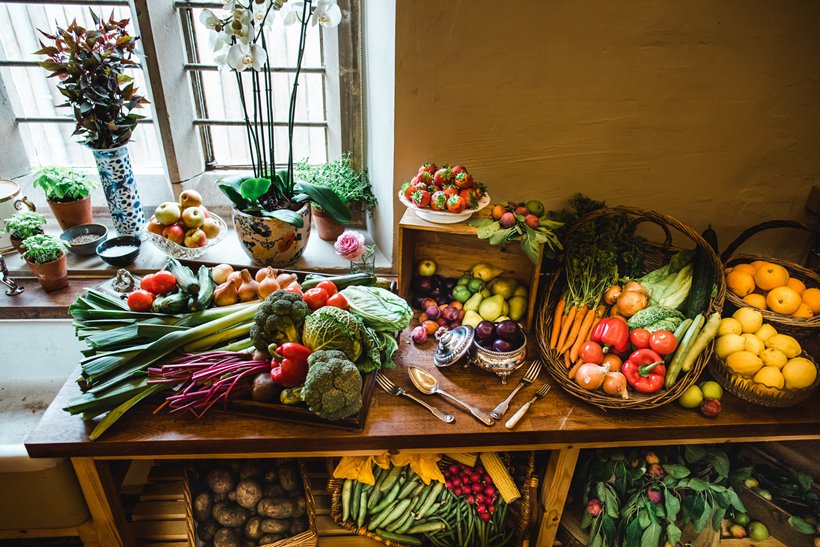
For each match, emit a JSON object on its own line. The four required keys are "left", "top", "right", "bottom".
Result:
{"left": 467, "top": 277, "right": 486, "bottom": 293}
{"left": 416, "top": 259, "right": 436, "bottom": 277}
{"left": 452, "top": 285, "right": 472, "bottom": 303}
{"left": 699, "top": 381, "right": 723, "bottom": 401}
{"left": 525, "top": 199, "right": 545, "bottom": 216}
{"left": 748, "top": 522, "right": 768, "bottom": 541}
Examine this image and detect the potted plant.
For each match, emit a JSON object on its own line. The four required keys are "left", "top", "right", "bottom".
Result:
{"left": 33, "top": 167, "right": 96, "bottom": 230}
{"left": 20, "top": 233, "right": 68, "bottom": 291}
{"left": 296, "top": 154, "right": 376, "bottom": 240}
{"left": 36, "top": 11, "right": 149, "bottom": 236}
{"left": 200, "top": 0, "right": 351, "bottom": 266}
{"left": 3, "top": 210, "right": 47, "bottom": 252}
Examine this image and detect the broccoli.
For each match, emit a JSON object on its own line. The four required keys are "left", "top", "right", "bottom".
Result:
{"left": 301, "top": 350, "right": 362, "bottom": 421}
{"left": 250, "top": 290, "right": 309, "bottom": 352}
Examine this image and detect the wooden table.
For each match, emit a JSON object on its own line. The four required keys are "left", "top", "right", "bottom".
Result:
{"left": 24, "top": 329, "right": 820, "bottom": 547}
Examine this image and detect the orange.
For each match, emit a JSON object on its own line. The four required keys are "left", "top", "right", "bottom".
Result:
{"left": 786, "top": 278, "right": 806, "bottom": 295}
{"left": 743, "top": 294, "right": 768, "bottom": 310}
{"left": 754, "top": 263, "right": 789, "bottom": 291}
{"left": 726, "top": 270, "right": 756, "bottom": 297}
{"left": 766, "top": 286, "right": 802, "bottom": 315}
{"left": 750, "top": 260, "right": 770, "bottom": 271}
{"left": 791, "top": 303, "right": 813, "bottom": 319}
{"left": 802, "top": 288, "right": 820, "bottom": 314}
{"left": 733, "top": 263, "right": 757, "bottom": 276}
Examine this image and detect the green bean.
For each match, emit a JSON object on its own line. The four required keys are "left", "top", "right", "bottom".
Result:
{"left": 350, "top": 480, "right": 362, "bottom": 521}
{"left": 374, "top": 529, "right": 422, "bottom": 546}
{"left": 396, "top": 512, "right": 416, "bottom": 534}
{"left": 368, "top": 500, "right": 397, "bottom": 530}
{"left": 357, "top": 489, "right": 368, "bottom": 529}
{"left": 341, "top": 479, "right": 352, "bottom": 522}
{"left": 380, "top": 498, "right": 412, "bottom": 529}
{"left": 398, "top": 477, "right": 420, "bottom": 499}
{"left": 418, "top": 501, "right": 440, "bottom": 519}
{"left": 415, "top": 481, "right": 443, "bottom": 519}
{"left": 380, "top": 466, "right": 403, "bottom": 492}
{"left": 410, "top": 482, "right": 426, "bottom": 497}
{"left": 407, "top": 521, "right": 447, "bottom": 534}
{"left": 386, "top": 511, "right": 413, "bottom": 533}
{"left": 371, "top": 480, "right": 401, "bottom": 513}
{"left": 367, "top": 484, "right": 383, "bottom": 510}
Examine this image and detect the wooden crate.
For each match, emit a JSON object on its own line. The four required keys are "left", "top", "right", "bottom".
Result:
{"left": 397, "top": 208, "right": 541, "bottom": 330}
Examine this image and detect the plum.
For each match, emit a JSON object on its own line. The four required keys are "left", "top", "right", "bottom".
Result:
{"left": 496, "top": 320, "right": 519, "bottom": 342}
{"left": 474, "top": 321, "right": 495, "bottom": 341}
{"left": 425, "top": 305, "right": 441, "bottom": 320}
{"left": 492, "top": 339, "right": 513, "bottom": 352}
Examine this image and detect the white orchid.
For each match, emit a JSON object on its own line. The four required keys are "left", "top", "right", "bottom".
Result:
{"left": 312, "top": 0, "right": 341, "bottom": 28}
{"left": 252, "top": 0, "right": 274, "bottom": 28}
{"left": 227, "top": 42, "right": 268, "bottom": 72}
{"left": 281, "top": 1, "right": 305, "bottom": 26}
{"left": 225, "top": 9, "right": 252, "bottom": 46}
{"left": 222, "top": 0, "right": 237, "bottom": 10}
{"left": 199, "top": 9, "right": 222, "bottom": 31}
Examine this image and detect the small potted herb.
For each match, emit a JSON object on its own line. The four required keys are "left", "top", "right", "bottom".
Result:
{"left": 3, "top": 210, "right": 47, "bottom": 252}
{"left": 21, "top": 233, "right": 68, "bottom": 291}
{"left": 296, "top": 154, "right": 376, "bottom": 240}
{"left": 34, "top": 167, "right": 96, "bottom": 230}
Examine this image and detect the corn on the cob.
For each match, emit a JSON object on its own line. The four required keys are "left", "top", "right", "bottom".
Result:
{"left": 480, "top": 452, "right": 521, "bottom": 503}
{"left": 445, "top": 452, "right": 478, "bottom": 466}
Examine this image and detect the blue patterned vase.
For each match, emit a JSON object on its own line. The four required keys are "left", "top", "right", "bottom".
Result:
{"left": 90, "top": 146, "right": 146, "bottom": 236}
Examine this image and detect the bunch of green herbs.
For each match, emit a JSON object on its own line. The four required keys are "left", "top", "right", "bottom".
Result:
{"left": 34, "top": 167, "right": 97, "bottom": 202}
{"left": 21, "top": 233, "right": 64, "bottom": 264}
{"left": 296, "top": 154, "right": 377, "bottom": 213}
{"left": 3, "top": 210, "right": 46, "bottom": 240}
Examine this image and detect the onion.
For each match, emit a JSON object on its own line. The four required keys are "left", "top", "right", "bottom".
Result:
{"left": 615, "top": 290, "right": 648, "bottom": 318}
{"left": 623, "top": 281, "right": 647, "bottom": 294}
{"left": 603, "top": 371, "right": 629, "bottom": 399}
{"left": 601, "top": 353, "right": 623, "bottom": 373}
{"left": 275, "top": 272, "right": 297, "bottom": 289}
{"left": 254, "top": 266, "right": 278, "bottom": 283}
{"left": 213, "top": 278, "right": 240, "bottom": 307}
{"left": 238, "top": 269, "right": 259, "bottom": 302}
{"left": 575, "top": 363, "right": 610, "bottom": 391}
{"left": 604, "top": 285, "right": 622, "bottom": 305}
{"left": 211, "top": 263, "right": 234, "bottom": 285}
{"left": 257, "top": 269, "right": 281, "bottom": 299}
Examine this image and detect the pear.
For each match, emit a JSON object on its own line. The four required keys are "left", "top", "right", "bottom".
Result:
{"left": 501, "top": 300, "right": 510, "bottom": 316}
{"left": 488, "top": 277, "right": 518, "bottom": 299}
{"left": 508, "top": 296, "right": 528, "bottom": 321}
{"left": 494, "top": 316, "right": 511, "bottom": 323}
{"left": 461, "top": 310, "right": 484, "bottom": 329}
{"left": 479, "top": 288, "right": 491, "bottom": 299}
{"left": 470, "top": 262, "right": 504, "bottom": 282}
{"left": 478, "top": 295, "right": 505, "bottom": 322}
{"left": 513, "top": 284, "right": 528, "bottom": 298}
{"left": 463, "top": 292, "right": 484, "bottom": 312}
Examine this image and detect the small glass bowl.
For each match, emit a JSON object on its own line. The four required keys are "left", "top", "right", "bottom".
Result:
{"left": 143, "top": 212, "right": 227, "bottom": 260}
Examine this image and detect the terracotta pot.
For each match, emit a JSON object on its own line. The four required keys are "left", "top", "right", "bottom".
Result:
{"left": 311, "top": 206, "right": 345, "bottom": 241}
{"left": 9, "top": 228, "right": 43, "bottom": 253}
{"left": 48, "top": 196, "right": 93, "bottom": 231}
{"left": 232, "top": 204, "right": 311, "bottom": 266}
{"left": 26, "top": 253, "right": 68, "bottom": 292}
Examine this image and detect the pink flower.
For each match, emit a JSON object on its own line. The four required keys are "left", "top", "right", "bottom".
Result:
{"left": 334, "top": 230, "right": 366, "bottom": 261}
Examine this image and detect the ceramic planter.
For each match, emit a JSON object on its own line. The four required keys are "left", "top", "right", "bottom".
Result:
{"left": 10, "top": 229, "right": 44, "bottom": 253}
{"left": 90, "top": 145, "right": 146, "bottom": 236}
{"left": 26, "top": 253, "right": 68, "bottom": 291}
{"left": 47, "top": 195, "right": 93, "bottom": 231}
{"left": 233, "top": 205, "right": 311, "bottom": 266}
{"left": 311, "top": 205, "right": 345, "bottom": 241}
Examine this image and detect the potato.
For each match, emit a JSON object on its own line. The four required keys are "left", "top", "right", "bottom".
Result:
{"left": 208, "top": 467, "right": 237, "bottom": 495}
{"left": 213, "top": 527, "right": 240, "bottom": 547}
{"left": 239, "top": 461, "right": 263, "bottom": 480}
{"left": 196, "top": 519, "right": 219, "bottom": 542}
{"left": 260, "top": 518, "right": 290, "bottom": 534}
{"left": 262, "top": 483, "right": 286, "bottom": 498}
{"left": 290, "top": 516, "right": 309, "bottom": 535}
{"left": 292, "top": 495, "right": 306, "bottom": 518}
{"left": 259, "top": 534, "right": 286, "bottom": 544}
{"left": 212, "top": 502, "right": 249, "bottom": 528}
{"left": 244, "top": 515, "right": 263, "bottom": 540}
{"left": 213, "top": 492, "right": 228, "bottom": 503}
{"left": 193, "top": 491, "right": 213, "bottom": 522}
{"left": 262, "top": 466, "right": 278, "bottom": 483}
{"left": 240, "top": 540, "right": 255, "bottom": 547}
{"left": 234, "top": 480, "right": 263, "bottom": 510}
{"left": 256, "top": 497, "right": 296, "bottom": 519}
{"left": 277, "top": 464, "right": 299, "bottom": 492}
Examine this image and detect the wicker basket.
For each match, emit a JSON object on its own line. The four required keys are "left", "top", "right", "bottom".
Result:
{"left": 144, "top": 212, "right": 228, "bottom": 260}
{"left": 183, "top": 459, "right": 318, "bottom": 547}
{"left": 721, "top": 220, "right": 820, "bottom": 340}
{"left": 536, "top": 206, "right": 726, "bottom": 410}
{"left": 328, "top": 452, "right": 538, "bottom": 547}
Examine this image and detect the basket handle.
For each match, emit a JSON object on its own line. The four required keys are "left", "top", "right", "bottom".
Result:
{"left": 630, "top": 214, "right": 673, "bottom": 250}
{"left": 721, "top": 220, "right": 820, "bottom": 262}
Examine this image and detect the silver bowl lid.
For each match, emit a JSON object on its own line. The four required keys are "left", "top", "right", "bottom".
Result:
{"left": 434, "top": 325, "right": 474, "bottom": 368}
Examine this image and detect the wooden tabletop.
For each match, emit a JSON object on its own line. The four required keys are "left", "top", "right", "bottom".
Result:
{"left": 25, "top": 332, "right": 820, "bottom": 459}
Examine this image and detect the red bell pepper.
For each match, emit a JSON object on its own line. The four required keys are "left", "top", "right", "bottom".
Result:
{"left": 591, "top": 317, "right": 629, "bottom": 354}
{"left": 622, "top": 348, "right": 666, "bottom": 393}
{"left": 270, "top": 342, "right": 312, "bottom": 387}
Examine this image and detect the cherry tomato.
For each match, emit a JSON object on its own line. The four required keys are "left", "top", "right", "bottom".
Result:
{"left": 127, "top": 289, "right": 155, "bottom": 312}
{"left": 578, "top": 341, "right": 604, "bottom": 364}
{"left": 139, "top": 273, "right": 157, "bottom": 294}
{"left": 601, "top": 353, "right": 623, "bottom": 373}
{"left": 151, "top": 270, "right": 177, "bottom": 295}
{"left": 303, "top": 287, "right": 329, "bottom": 310}
{"left": 315, "top": 280, "right": 338, "bottom": 296}
{"left": 327, "top": 292, "right": 349, "bottom": 310}
{"left": 629, "top": 328, "right": 651, "bottom": 349}
{"left": 284, "top": 284, "right": 303, "bottom": 296}
{"left": 649, "top": 330, "right": 678, "bottom": 356}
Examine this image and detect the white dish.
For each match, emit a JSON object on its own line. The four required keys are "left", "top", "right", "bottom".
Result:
{"left": 397, "top": 192, "right": 491, "bottom": 224}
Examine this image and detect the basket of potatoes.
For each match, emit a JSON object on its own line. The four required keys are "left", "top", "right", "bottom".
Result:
{"left": 708, "top": 306, "right": 819, "bottom": 407}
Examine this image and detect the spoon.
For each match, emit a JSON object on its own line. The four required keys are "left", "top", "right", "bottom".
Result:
{"left": 407, "top": 367, "right": 495, "bottom": 426}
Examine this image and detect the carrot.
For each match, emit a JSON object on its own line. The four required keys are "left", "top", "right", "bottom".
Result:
{"left": 559, "top": 304, "right": 588, "bottom": 354}
{"left": 564, "top": 351, "right": 572, "bottom": 369}
{"left": 549, "top": 297, "right": 566, "bottom": 349}
{"left": 568, "top": 360, "right": 583, "bottom": 379}
{"left": 569, "top": 308, "right": 597, "bottom": 363}
{"left": 555, "top": 304, "right": 577, "bottom": 352}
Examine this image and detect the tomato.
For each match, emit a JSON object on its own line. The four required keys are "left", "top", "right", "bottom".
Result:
{"left": 303, "top": 287, "right": 329, "bottom": 310}
{"left": 578, "top": 341, "right": 604, "bottom": 364}
{"left": 127, "top": 289, "right": 155, "bottom": 312}
{"left": 649, "top": 330, "right": 678, "bottom": 356}
{"left": 629, "top": 328, "right": 651, "bottom": 349}
{"left": 139, "top": 273, "right": 157, "bottom": 294}
{"left": 315, "top": 280, "right": 338, "bottom": 296}
{"left": 284, "top": 284, "right": 303, "bottom": 296}
{"left": 601, "top": 353, "right": 623, "bottom": 373}
{"left": 327, "top": 293, "right": 349, "bottom": 311}
{"left": 151, "top": 270, "right": 177, "bottom": 295}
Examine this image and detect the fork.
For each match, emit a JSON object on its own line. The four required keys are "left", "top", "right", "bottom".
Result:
{"left": 376, "top": 373, "right": 455, "bottom": 423}
{"left": 504, "top": 382, "right": 551, "bottom": 429}
{"left": 491, "top": 360, "right": 542, "bottom": 420}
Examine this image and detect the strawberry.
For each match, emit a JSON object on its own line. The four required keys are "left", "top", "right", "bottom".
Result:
{"left": 433, "top": 167, "right": 454, "bottom": 187}
{"left": 402, "top": 182, "right": 419, "bottom": 201}
{"left": 418, "top": 162, "right": 437, "bottom": 175}
{"left": 412, "top": 171, "right": 433, "bottom": 186}
{"left": 454, "top": 171, "right": 474, "bottom": 189}
{"left": 442, "top": 184, "right": 459, "bottom": 197}
{"left": 446, "top": 194, "right": 466, "bottom": 214}
{"left": 412, "top": 189, "right": 431, "bottom": 208}
{"left": 459, "top": 188, "right": 479, "bottom": 209}
{"left": 451, "top": 165, "right": 467, "bottom": 175}
{"left": 430, "top": 191, "right": 447, "bottom": 211}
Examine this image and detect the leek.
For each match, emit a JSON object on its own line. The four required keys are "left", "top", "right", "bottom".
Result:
{"left": 182, "top": 322, "right": 253, "bottom": 352}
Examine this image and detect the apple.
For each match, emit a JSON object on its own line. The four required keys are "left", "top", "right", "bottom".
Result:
{"left": 525, "top": 214, "right": 540, "bottom": 228}
{"left": 199, "top": 205, "right": 210, "bottom": 218}
{"left": 179, "top": 189, "right": 203, "bottom": 210}
{"left": 514, "top": 206, "right": 529, "bottom": 216}
{"left": 182, "top": 206, "right": 205, "bottom": 229}
{"left": 416, "top": 259, "right": 436, "bottom": 277}
{"left": 184, "top": 228, "right": 208, "bottom": 248}
{"left": 146, "top": 216, "right": 164, "bottom": 235}
{"left": 154, "top": 201, "right": 182, "bottom": 225}
{"left": 162, "top": 223, "right": 185, "bottom": 244}
{"left": 201, "top": 217, "right": 221, "bottom": 239}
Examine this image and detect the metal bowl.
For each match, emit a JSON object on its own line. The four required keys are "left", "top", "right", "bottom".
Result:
{"left": 471, "top": 333, "right": 528, "bottom": 384}
{"left": 60, "top": 223, "right": 108, "bottom": 255}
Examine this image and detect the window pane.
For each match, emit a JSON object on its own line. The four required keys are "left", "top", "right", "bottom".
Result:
{"left": 209, "top": 125, "right": 327, "bottom": 167}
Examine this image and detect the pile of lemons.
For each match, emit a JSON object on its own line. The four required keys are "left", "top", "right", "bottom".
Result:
{"left": 715, "top": 307, "right": 817, "bottom": 391}
{"left": 725, "top": 261, "right": 818, "bottom": 318}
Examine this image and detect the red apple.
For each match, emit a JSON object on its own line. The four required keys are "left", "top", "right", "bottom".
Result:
{"left": 179, "top": 189, "right": 203, "bottom": 209}
{"left": 162, "top": 223, "right": 185, "bottom": 244}
{"left": 199, "top": 205, "right": 210, "bottom": 218}
{"left": 184, "top": 228, "right": 207, "bottom": 248}
{"left": 201, "top": 217, "right": 221, "bottom": 239}
{"left": 146, "top": 216, "right": 164, "bottom": 235}
{"left": 182, "top": 206, "right": 205, "bottom": 229}
{"left": 514, "top": 206, "right": 529, "bottom": 216}
{"left": 154, "top": 201, "right": 181, "bottom": 225}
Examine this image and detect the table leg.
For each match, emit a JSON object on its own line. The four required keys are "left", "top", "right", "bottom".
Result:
{"left": 72, "top": 457, "right": 134, "bottom": 547}
{"left": 535, "top": 447, "right": 581, "bottom": 547}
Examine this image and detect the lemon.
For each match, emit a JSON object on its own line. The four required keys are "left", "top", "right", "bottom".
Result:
{"left": 782, "top": 357, "right": 818, "bottom": 389}
{"left": 733, "top": 307, "right": 763, "bottom": 334}
{"left": 725, "top": 351, "right": 764, "bottom": 376}
{"left": 741, "top": 333, "right": 765, "bottom": 356}
{"left": 765, "top": 334, "right": 802, "bottom": 359}
{"left": 718, "top": 318, "right": 743, "bottom": 336}
{"left": 754, "top": 323, "right": 778, "bottom": 342}
{"left": 753, "top": 366, "right": 785, "bottom": 389}
{"left": 678, "top": 385, "right": 704, "bottom": 409}
{"left": 760, "top": 348, "right": 788, "bottom": 369}
{"left": 716, "top": 334, "right": 746, "bottom": 359}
